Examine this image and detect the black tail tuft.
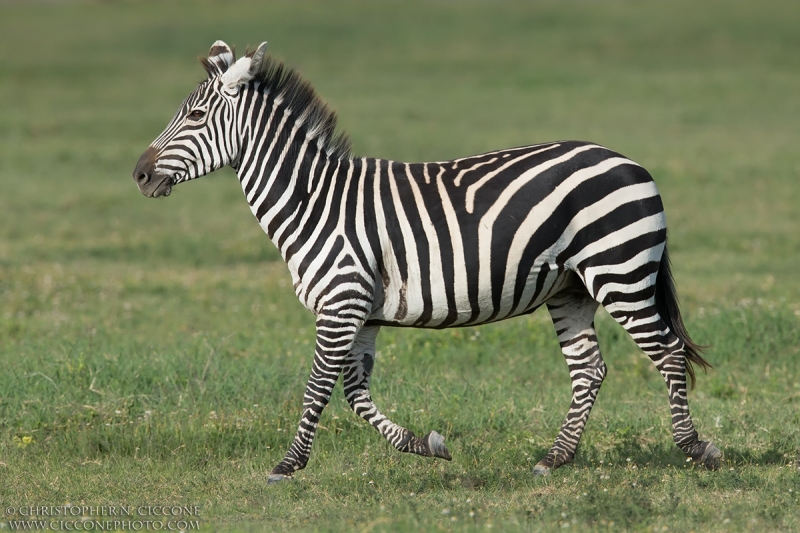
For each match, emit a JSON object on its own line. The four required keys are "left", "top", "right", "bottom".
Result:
{"left": 655, "top": 242, "right": 711, "bottom": 388}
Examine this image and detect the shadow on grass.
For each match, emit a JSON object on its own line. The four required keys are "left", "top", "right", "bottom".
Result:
{"left": 574, "top": 436, "right": 796, "bottom": 469}
{"left": 575, "top": 438, "right": 686, "bottom": 469}
{"left": 722, "top": 445, "right": 796, "bottom": 467}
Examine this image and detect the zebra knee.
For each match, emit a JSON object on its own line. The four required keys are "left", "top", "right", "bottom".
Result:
{"left": 344, "top": 388, "right": 373, "bottom": 417}
{"left": 342, "top": 357, "right": 373, "bottom": 410}
{"left": 567, "top": 344, "right": 606, "bottom": 391}
{"left": 591, "top": 360, "right": 607, "bottom": 385}
{"left": 343, "top": 352, "right": 373, "bottom": 385}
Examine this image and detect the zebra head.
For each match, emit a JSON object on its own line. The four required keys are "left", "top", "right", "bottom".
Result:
{"left": 132, "top": 40, "right": 267, "bottom": 198}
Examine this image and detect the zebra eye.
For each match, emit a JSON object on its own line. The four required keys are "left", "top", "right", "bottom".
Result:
{"left": 188, "top": 109, "right": 206, "bottom": 119}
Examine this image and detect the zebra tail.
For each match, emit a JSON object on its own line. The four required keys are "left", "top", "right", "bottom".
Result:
{"left": 655, "top": 241, "right": 711, "bottom": 388}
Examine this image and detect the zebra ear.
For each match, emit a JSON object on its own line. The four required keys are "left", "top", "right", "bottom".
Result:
{"left": 220, "top": 42, "right": 267, "bottom": 90}
{"left": 248, "top": 42, "right": 268, "bottom": 78}
{"left": 202, "top": 40, "right": 235, "bottom": 77}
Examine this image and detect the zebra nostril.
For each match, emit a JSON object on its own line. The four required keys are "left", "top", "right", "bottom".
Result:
{"left": 133, "top": 146, "right": 158, "bottom": 190}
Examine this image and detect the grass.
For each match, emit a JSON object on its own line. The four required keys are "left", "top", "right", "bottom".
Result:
{"left": 1, "top": 0, "right": 799, "bottom": 531}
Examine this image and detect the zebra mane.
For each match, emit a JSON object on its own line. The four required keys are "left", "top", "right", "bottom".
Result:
{"left": 244, "top": 51, "right": 352, "bottom": 159}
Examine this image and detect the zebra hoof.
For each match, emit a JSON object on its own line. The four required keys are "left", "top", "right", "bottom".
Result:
{"left": 532, "top": 463, "right": 551, "bottom": 477}
{"left": 696, "top": 442, "right": 722, "bottom": 470}
{"left": 267, "top": 473, "right": 292, "bottom": 484}
{"left": 424, "top": 431, "right": 452, "bottom": 461}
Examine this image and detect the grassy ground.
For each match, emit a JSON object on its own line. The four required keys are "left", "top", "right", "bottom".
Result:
{"left": 1, "top": 0, "right": 799, "bottom": 531}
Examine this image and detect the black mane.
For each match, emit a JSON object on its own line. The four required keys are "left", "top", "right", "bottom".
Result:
{"left": 246, "top": 51, "right": 352, "bottom": 159}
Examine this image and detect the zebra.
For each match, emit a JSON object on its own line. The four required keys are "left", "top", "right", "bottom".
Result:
{"left": 132, "top": 41, "right": 720, "bottom": 482}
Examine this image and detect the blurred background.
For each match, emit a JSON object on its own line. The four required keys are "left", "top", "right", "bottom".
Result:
{"left": 1, "top": 1, "right": 798, "bottom": 530}
{"left": 1, "top": 0, "right": 798, "bottom": 304}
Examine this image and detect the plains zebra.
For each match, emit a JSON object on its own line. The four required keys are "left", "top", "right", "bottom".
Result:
{"left": 133, "top": 41, "right": 720, "bottom": 481}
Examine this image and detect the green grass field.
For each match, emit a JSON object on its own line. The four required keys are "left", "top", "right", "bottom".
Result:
{"left": 1, "top": 1, "right": 799, "bottom": 531}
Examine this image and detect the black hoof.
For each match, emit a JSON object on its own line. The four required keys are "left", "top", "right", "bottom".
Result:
{"left": 267, "top": 473, "right": 292, "bottom": 484}
{"left": 424, "top": 431, "right": 452, "bottom": 461}
{"left": 695, "top": 442, "right": 722, "bottom": 470}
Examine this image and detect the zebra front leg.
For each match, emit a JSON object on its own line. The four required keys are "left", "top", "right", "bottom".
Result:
{"left": 342, "top": 325, "right": 452, "bottom": 461}
{"left": 268, "top": 314, "right": 361, "bottom": 484}
{"left": 534, "top": 290, "right": 605, "bottom": 476}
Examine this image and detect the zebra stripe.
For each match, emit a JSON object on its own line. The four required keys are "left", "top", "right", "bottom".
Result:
{"left": 132, "top": 41, "right": 719, "bottom": 480}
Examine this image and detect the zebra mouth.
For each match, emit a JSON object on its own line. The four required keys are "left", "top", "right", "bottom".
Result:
{"left": 149, "top": 176, "right": 173, "bottom": 198}
{"left": 139, "top": 175, "right": 175, "bottom": 198}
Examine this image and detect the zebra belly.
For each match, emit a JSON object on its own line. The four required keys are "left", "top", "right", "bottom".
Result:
{"left": 366, "top": 262, "right": 574, "bottom": 328}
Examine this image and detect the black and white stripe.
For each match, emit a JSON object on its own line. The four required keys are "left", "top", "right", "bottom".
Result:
{"left": 133, "top": 41, "right": 720, "bottom": 480}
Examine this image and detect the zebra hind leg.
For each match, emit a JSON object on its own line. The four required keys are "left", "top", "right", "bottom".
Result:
{"left": 609, "top": 306, "right": 720, "bottom": 470}
{"left": 342, "top": 326, "right": 452, "bottom": 461}
{"left": 534, "top": 288, "right": 605, "bottom": 476}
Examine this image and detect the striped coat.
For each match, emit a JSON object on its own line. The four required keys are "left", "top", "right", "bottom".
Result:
{"left": 133, "top": 41, "right": 719, "bottom": 481}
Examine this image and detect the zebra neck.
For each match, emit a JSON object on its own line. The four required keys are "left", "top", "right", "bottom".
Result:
{"left": 234, "top": 103, "right": 349, "bottom": 264}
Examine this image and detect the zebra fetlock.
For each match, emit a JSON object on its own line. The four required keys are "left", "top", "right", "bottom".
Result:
{"left": 393, "top": 430, "right": 452, "bottom": 461}
{"left": 693, "top": 442, "right": 723, "bottom": 471}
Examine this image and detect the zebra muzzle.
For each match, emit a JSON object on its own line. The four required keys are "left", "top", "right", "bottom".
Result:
{"left": 133, "top": 146, "right": 174, "bottom": 198}
{"left": 135, "top": 174, "right": 173, "bottom": 198}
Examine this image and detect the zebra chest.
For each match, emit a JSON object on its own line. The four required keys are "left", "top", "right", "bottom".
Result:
{"left": 281, "top": 235, "right": 367, "bottom": 315}
{"left": 284, "top": 257, "right": 331, "bottom": 315}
